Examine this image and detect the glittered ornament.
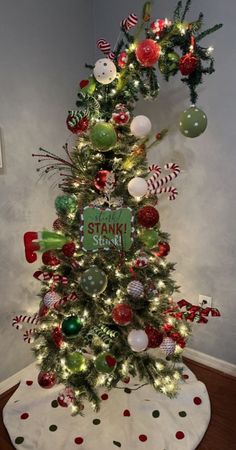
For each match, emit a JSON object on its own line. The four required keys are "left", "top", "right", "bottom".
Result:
{"left": 127, "top": 280, "right": 144, "bottom": 298}
{"left": 55, "top": 195, "right": 77, "bottom": 216}
{"left": 144, "top": 326, "right": 163, "bottom": 348}
{"left": 51, "top": 327, "right": 63, "bottom": 348}
{"left": 62, "top": 242, "right": 76, "bottom": 257}
{"left": 134, "top": 255, "right": 148, "bottom": 268}
{"left": 93, "top": 58, "right": 117, "bottom": 85}
{"left": 80, "top": 266, "right": 107, "bottom": 296}
{"left": 43, "top": 291, "right": 60, "bottom": 308}
{"left": 94, "top": 352, "right": 117, "bottom": 373}
{"left": 90, "top": 122, "right": 117, "bottom": 151}
{"left": 66, "top": 352, "right": 86, "bottom": 372}
{"left": 42, "top": 250, "right": 60, "bottom": 266}
{"left": 139, "top": 228, "right": 158, "bottom": 248}
{"left": 61, "top": 316, "right": 82, "bottom": 338}
{"left": 153, "top": 241, "right": 170, "bottom": 257}
{"left": 79, "top": 77, "right": 96, "bottom": 95}
{"left": 53, "top": 218, "right": 62, "bottom": 231}
{"left": 66, "top": 114, "right": 89, "bottom": 134}
{"left": 130, "top": 115, "right": 152, "bottom": 138}
{"left": 112, "top": 303, "right": 133, "bottom": 326}
{"left": 128, "top": 329, "right": 148, "bottom": 352}
{"left": 135, "top": 39, "right": 161, "bottom": 67}
{"left": 38, "top": 371, "right": 57, "bottom": 389}
{"left": 112, "top": 104, "right": 130, "bottom": 126}
{"left": 94, "top": 170, "right": 111, "bottom": 190}
{"left": 128, "top": 177, "right": 148, "bottom": 198}
{"left": 138, "top": 205, "right": 159, "bottom": 228}
{"left": 57, "top": 387, "right": 75, "bottom": 407}
{"left": 160, "top": 337, "right": 176, "bottom": 355}
{"left": 179, "top": 106, "right": 207, "bottom": 138}
{"left": 179, "top": 53, "right": 198, "bottom": 75}
{"left": 118, "top": 51, "right": 128, "bottom": 68}
{"left": 158, "top": 52, "right": 180, "bottom": 75}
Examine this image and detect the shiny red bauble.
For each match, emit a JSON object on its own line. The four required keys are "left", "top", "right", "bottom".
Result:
{"left": 135, "top": 39, "right": 161, "bottom": 67}
{"left": 66, "top": 115, "right": 89, "bottom": 134}
{"left": 38, "top": 371, "right": 57, "bottom": 389}
{"left": 94, "top": 170, "right": 110, "bottom": 190}
{"left": 112, "top": 303, "right": 133, "bottom": 326}
{"left": 138, "top": 205, "right": 159, "bottom": 228}
{"left": 179, "top": 53, "right": 198, "bottom": 75}
{"left": 42, "top": 250, "right": 60, "bottom": 266}
{"left": 62, "top": 242, "right": 76, "bottom": 257}
{"left": 154, "top": 241, "right": 170, "bottom": 257}
{"left": 144, "top": 326, "right": 163, "bottom": 348}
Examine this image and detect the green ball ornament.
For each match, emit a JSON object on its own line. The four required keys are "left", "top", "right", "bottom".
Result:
{"left": 90, "top": 122, "right": 117, "bottom": 151}
{"left": 61, "top": 316, "right": 82, "bottom": 338}
{"left": 179, "top": 106, "right": 207, "bottom": 138}
{"left": 139, "top": 228, "right": 159, "bottom": 249}
{"left": 55, "top": 195, "right": 77, "bottom": 215}
{"left": 94, "top": 352, "right": 117, "bottom": 373}
{"left": 66, "top": 352, "right": 86, "bottom": 372}
{"left": 159, "top": 52, "right": 180, "bottom": 75}
{"left": 80, "top": 266, "right": 107, "bottom": 296}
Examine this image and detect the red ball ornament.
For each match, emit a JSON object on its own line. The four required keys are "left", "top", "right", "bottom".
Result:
{"left": 66, "top": 114, "right": 89, "bottom": 134}
{"left": 135, "top": 39, "right": 161, "bottom": 67}
{"left": 145, "top": 326, "right": 163, "bottom": 348}
{"left": 179, "top": 53, "right": 198, "bottom": 76}
{"left": 51, "top": 327, "right": 64, "bottom": 348}
{"left": 42, "top": 251, "right": 60, "bottom": 266}
{"left": 151, "top": 18, "right": 172, "bottom": 35}
{"left": 53, "top": 218, "right": 62, "bottom": 231}
{"left": 118, "top": 51, "right": 128, "bottom": 68}
{"left": 94, "top": 170, "right": 110, "bottom": 190}
{"left": 62, "top": 242, "right": 76, "bottom": 257}
{"left": 154, "top": 241, "right": 170, "bottom": 257}
{"left": 57, "top": 387, "right": 75, "bottom": 407}
{"left": 38, "top": 371, "right": 57, "bottom": 389}
{"left": 112, "top": 109, "right": 130, "bottom": 126}
{"left": 112, "top": 303, "right": 133, "bottom": 326}
{"left": 138, "top": 205, "right": 159, "bottom": 228}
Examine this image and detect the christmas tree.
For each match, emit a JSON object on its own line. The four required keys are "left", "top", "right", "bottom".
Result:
{"left": 14, "top": 0, "right": 222, "bottom": 414}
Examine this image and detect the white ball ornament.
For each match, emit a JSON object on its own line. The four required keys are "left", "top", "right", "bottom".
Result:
{"left": 43, "top": 291, "right": 60, "bottom": 308}
{"left": 127, "top": 280, "right": 144, "bottom": 298}
{"left": 128, "top": 177, "right": 148, "bottom": 198}
{"left": 93, "top": 58, "right": 117, "bottom": 85}
{"left": 128, "top": 329, "right": 149, "bottom": 352}
{"left": 130, "top": 115, "right": 152, "bottom": 138}
{"left": 159, "top": 337, "right": 176, "bottom": 356}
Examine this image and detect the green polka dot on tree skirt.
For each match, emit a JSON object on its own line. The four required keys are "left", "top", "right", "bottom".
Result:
{"left": 15, "top": 437, "right": 24, "bottom": 445}
{"left": 179, "top": 411, "right": 187, "bottom": 417}
{"left": 124, "top": 388, "right": 131, "bottom": 394}
{"left": 49, "top": 425, "right": 58, "bottom": 432}
{"left": 113, "top": 441, "right": 122, "bottom": 447}
{"left": 179, "top": 106, "right": 207, "bottom": 138}
{"left": 80, "top": 266, "right": 108, "bottom": 296}
{"left": 152, "top": 410, "right": 160, "bottom": 418}
{"left": 51, "top": 400, "right": 58, "bottom": 408}
{"left": 93, "top": 419, "right": 101, "bottom": 425}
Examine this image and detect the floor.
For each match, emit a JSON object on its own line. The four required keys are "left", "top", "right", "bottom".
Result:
{"left": 0, "top": 358, "right": 236, "bottom": 449}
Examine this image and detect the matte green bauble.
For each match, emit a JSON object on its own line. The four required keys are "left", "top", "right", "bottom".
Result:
{"left": 80, "top": 77, "right": 96, "bottom": 95}
{"left": 55, "top": 195, "right": 77, "bottom": 215}
{"left": 66, "top": 352, "right": 86, "bottom": 372}
{"left": 139, "top": 228, "right": 159, "bottom": 249}
{"left": 61, "top": 316, "right": 82, "bottom": 338}
{"left": 159, "top": 52, "right": 180, "bottom": 75}
{"left": 179, "top": 106, "right": 207, "bottom": 138}
{"left": 80, "top": 266, "right": 107, "bottom": 296}
{"left": 90, "top": 122, "right": 117, "bottom": 151}
{"left": 94, "top": 352, "right": 117, "bottom": 373}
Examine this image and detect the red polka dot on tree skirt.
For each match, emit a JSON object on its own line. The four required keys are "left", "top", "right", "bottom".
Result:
{"left": 26, "top": 380, "right": 33, "bottom": 386}
{"left": 20, "top": 413, "right": 29, "bottom": 420}
{"left": 139, "top": 435, "right": 147, "bottom": 442}
{"left": 74, "top": 437, "right": 84, "bottom": 445}
{"left": 194, "top": 396, "right": 202, "bottom": 405}
{"left": 123, "top": 377, "right": 130, "bottom": 384}
{"left": 183, "top": 374, "right": 189, "bottom": 379}
{"left": 101, "top": 393, "right": 109, "bottom": 400}
{"left": 176, "top": 431, "right": 185, "bottom": 440}
{"left": 123, "top": 409, "right": 131, "bottom": 416}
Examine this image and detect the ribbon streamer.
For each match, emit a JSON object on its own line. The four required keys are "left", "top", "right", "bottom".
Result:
{"left": 97, "top": 38, "right": 111, "bottom": 56}
{"left": 33, "top": 270, "right": 68, "bottom": 285}
{"left": 54, "top": 292, "right": 78, "bottom": 309}
{"left": 177, "top": 299, "right": 221, "bottom": 323}
{"left": 147, "top": 163, "right": 180, "bottom": 200}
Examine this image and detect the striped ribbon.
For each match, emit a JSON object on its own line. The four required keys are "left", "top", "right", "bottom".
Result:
{"left": 12, "top": 313, "right": 39, "bottom": 330}
{"left": 33, "top": 270, "right": 68, "bottom": 285}
{"left": 147, "top": 163, "right": 180, "bottom": 200}
{"left": 121, "top": 13, "right": 138, "bottom": 31}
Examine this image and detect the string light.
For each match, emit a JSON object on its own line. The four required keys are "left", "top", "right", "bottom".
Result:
{"left": 207, "top": 46, "right": 214, "bottom": 55}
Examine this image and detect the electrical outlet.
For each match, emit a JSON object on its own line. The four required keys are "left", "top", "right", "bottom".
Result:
{"left": 199, "top": 294, "right": 212, "bottom": 308}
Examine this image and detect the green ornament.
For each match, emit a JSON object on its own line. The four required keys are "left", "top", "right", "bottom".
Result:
{"left": 80, "top": 77, "right": 96, "bottom": 95}
{"left": 139, "top": 228, "right": 158, "bottom": 248}
{"left": 80, "top": 266, "right": 107, "bottom": 296}
{"left": 90, "top": 122, "right": 117, "bottom": 151}
{"left": 61, "top": 316, "right": 82, "bottom": 338}
{"left": 159, "top": 52, "right": 180, "bottom": 75}
{"left": 39, "top": 230, "right": 68, "bottom": 252}
{"left": 66, "top": 352, "right": 86, "bottom": 372}
{"left": 179, "top": 106, "right": 207, "bottom": 138}
{"left": 55, "top": 195, "right": 77, "bottom": 215}
{"left": 94, "top": 352, "right": 117, "bottom": 373}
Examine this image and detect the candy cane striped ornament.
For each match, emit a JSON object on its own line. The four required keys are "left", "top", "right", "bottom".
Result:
{"left": 33, "top": 270, "right": 68, "bottom": 285}
{"left": 23, "top": 329, "right": 35, "bottom": 344}
{"left": 121, "top": 13, "right": 138, "bottom": 31}
{"left": 147, "top": 163, "right": 180, "bottom": 200}
{"left": 54, "top": 291, "right": 78, "bottom": 309}
{"left": 12, "top": 313, "right": 39, "bottom": 330}
{"left": 97, "top": 38, "right": 111, "bottom": 56}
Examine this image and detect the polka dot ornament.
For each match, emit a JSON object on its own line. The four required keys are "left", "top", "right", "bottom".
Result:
{"left": 80, "top": 266, "right": 108, "bottom": 296}
{"left": 93, "top": 58, "right": 117, "bottom": 85}
{"left": 179, "top": 106, "right": 207, "bottom": 138}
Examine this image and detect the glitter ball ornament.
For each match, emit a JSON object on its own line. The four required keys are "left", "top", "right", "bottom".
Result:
{"left": 139, "top": 228, "right": 159, "bottom": 248}
{"left": 128, "top": 177, "right": 148, "bottom": 198}
{"left": 62, "top": 242, "right": 76, "bottom": 257}
{"left": 112, "top": 303, "right": 133, "bottom": 326}
{"left": 94, "top": 170, "right": 111, "bottom": 190}
{"left": 138, "top": 205, "right": 159, "bottom": 228}
{"left": 127, "top": 280, "right": 144, "bottom": 298}
{"left": 153, "top": 241, "right": 170, "bottom": 257}
{"left": 61, "top": 316, "right": 82, "bottom": 338}
{"left": 135, "top": 39, "right": 161, "bottom": 67}
{"left": 38, "top": 371, "right": 57, "bottom": 389}
{"left": 79, "top": 77, "right": 96, "bottom": 95}
{"left": 118, "top": 51, "right": 128, "bottom": 68}
{"left": 42, "top": 250, "right": 60, "bottom": 266}
{"left": 160, "top": 336, "right": 176, "bottom": 355}
{"left": 66, "top": 352, "right": 86, "bottom": 372}
{"left": 80, "top": 266, "right": 107, "bottom": 296}
{"left": 144, "top": 326, "right": 163, "bottom": 348}
{"left": 94, "top": 352, "right": 117, "bottom": 373}
{"left": 93, "top": 58, "right": 117, "bottom": 85}
{"left": 66, "top": 114, "right": 89, "bottom": 134}
{"left": 134, "top": 255, "right": 148, "bottom": 268}
{"left": 90, "top": 122, "right": 117, "bottom": 151}
{"left": 130, "top": 115, "right": 152, "bottom": 138}
{"left": 57, "top": 387, "right": 75, "bottom": 407}
{"left": 112, "top": 104, "right": 130, "bottom": 126}
{"left": 55, "top": 195, "right": 77, "bottom": 216}
{"left": 128, "top": 329, "right": 149, "bottom": 352}
{"left": 43, "top": 291, "right": 60, "bottom": 308}
{"left": 179, "top": 53, "right": 198, "bottom": 76}
{"left": 179, "top": 106, "right": 207, "bottom": 138}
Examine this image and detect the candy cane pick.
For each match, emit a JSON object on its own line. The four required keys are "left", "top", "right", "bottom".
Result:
{"left": 96, "top": 39, "right": 111, "bottom": 56}
{"left": 23, "top": 329, "right": 35, "bottom": 344}
{"left": 121, "top": 13, "right": 138, "bottom": 31}
{"left": 12, "top": 313, "right": 40, "bottom": 330}
{"left": 147, "top": 163, "right": 180, "bottom": 200}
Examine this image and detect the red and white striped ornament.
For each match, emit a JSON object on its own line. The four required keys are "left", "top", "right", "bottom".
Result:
{"left": 33, "top": 270, "right": 68, "bottom": 285}
{"left": 97, "top": 38, "right": 111, "bottom": 56}
{"left": 147, "top": 163, "right": 180, "bottom": 200}
{"left": 121, "top": 13, "right": 138, "bottom": 31}
{"left": 12, "top": 313, "right": 39, "bottom": 330}
{"left": 23, "top": 329, "right": 35, "bottom": 344}
{"left": 53, "top": 291, "right": 78, "bottom": 309}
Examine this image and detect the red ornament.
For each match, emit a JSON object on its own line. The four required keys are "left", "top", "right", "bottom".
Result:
{"left": 38, "top": 304, "right": 49, "bottom": 318}
{"left": 51, "top": 327, "right": 64, "bottom": 348}
{"left": 57, "top": 387, "right": 75, "bottom": 407}
{"left": 118, "top": 51, "right": 128, "bottom": 68}
{"left": 135, "top": 39, "right": 161, "bottom": 67}
{"left": 38, "top": 371, "right": 57, "bottom": 389}
{"left": 62, "top": 242, "right": 76, "bottom": 257}
{"left": 138, "top": 205, "right": 159, "bottom": 228}
{"left": 151, "top": 18, "right": 172, "bottom": 35}
{"left": 105, "top": 355, "right": 117, "bottom": 367}
{"left": 112, "top": 303, "right": 133, "bottom": 326}
{"left": 94, "top": 170, "right": 110, "bottom": 190}
{"left": 66, "top": 114, "right": 89, "bottom": 134}
{"left": 42, "top": 250, "right": 60, "bottom": 266}
{"left": 179, "top": 53, "right": 198, "bottom": 76}
{"left": 80, "top": 79, "right": 89, "bottom": 89}
{"left": 144, "top": 326, "right": 163, "bottom": 348}
{"left": 53, "top": 218, "right": 62, "bottom": 231}
{"left": 154, "top": 241, "right": 170, "bottom": 257}
{"left": 112, "top": 108, "right": 130, "bottom": 126}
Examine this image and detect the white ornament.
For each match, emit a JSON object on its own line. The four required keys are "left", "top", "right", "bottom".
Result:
{"left": 159, "top": 337, "right": 176, "bottom": 356}
{"left": 43, "top": 291, "right": 60, "bottom": 308}
{"left": 93, "top": 58, "right": 117, "bottom": 85}
{"left": 130, "top": 115, "right": 152, "bottom": 138}
{"left": 128, "top": 329, "right": 149, "bottom": 352}
{"left": 128, "top": 177, "right": 148, "bottom": 198}
{"left": 127, "top": 280, "right": 144, "bottom": 298}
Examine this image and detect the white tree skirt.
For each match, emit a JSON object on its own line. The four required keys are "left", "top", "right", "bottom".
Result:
{"left": 3, "top": 363, "right": 210, "bottom": 450}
